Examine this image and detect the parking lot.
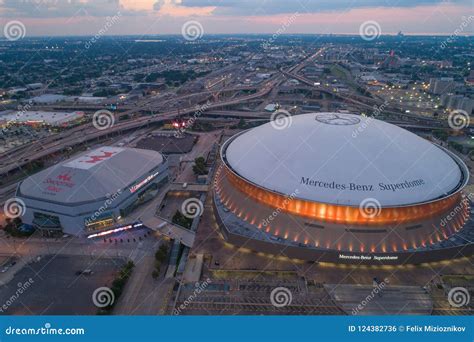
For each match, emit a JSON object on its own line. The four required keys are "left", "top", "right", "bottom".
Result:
{"left": 172, "top": 279, "right": 343, "bottom": 315}
{"left": 0, "top": 255, "right": 126, "bottom": 315}
{"left": 136, "top": 133, "right": 196, "bottom": 154}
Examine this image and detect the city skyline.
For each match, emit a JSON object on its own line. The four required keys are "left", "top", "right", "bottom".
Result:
{"left": 0, "top": 0, "right": 472, "bottom": 37}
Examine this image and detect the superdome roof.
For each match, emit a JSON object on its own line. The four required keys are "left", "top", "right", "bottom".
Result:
{"left": 223, "top": 113, "right": 468, "bottom": 207}
{"left": 19, "top": 146, "right": 164, "bottom": 204}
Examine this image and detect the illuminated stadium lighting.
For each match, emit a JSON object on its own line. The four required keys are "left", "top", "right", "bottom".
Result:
{"left": 213, "top": 113, "right": 471, "bottom": 264}
{"left": 129, "top": 172, "right": 160, "bottom": 193}
{"left": 86, "top": 222, "right": 144, "bottom": 239}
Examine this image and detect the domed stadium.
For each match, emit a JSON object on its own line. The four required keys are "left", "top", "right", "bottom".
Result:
{"left": 213, "top": 113, "right": 472, "bottom": 264}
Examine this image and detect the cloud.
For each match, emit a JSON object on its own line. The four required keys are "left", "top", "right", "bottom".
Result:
{"left": 0, "top": 0, "right": 139, "bottom": 18}
{"left": 153, "top": 0, "right": 166, "bottom": 11}
{"left": 2, "top": 0, "right": 468, "bottom": 18}
{"left": 177, "top": 0, "right": 468, "bottom": 15}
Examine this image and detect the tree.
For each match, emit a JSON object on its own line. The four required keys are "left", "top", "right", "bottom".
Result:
{"left": 433, "top": 129, "right": 448, "bottom": 142}
{"left": 172, "top": 210, "right": 193, "bottom": 229}
{"left": 155, "top": 244, "right": 168, "bottom": 261}
{"left": 155, "top": 250, "right": 166, "bottom": 262}
{"left": 98, "top": 261, "right": 134, "bottom": 314}
{"left": 192, "top": 156, "right": 207, "bottom": 175}
{"left": 152, "top": 270, "right": 160, "bottom": 279}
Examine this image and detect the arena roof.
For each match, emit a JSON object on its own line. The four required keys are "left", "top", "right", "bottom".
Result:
{"left": 223, "top": 113, "right": 468, "bottom": 207}
{"left": 19, "top": 146, "right": 164, "bottom": 204}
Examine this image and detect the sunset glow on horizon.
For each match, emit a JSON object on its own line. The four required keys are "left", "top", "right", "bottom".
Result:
{"left": 0, "top": 0, "right": 472, "bottom": 36}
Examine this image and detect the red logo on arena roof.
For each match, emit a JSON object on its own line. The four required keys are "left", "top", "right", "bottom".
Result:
{"left": 57, "top": 171, "right": 73, "bottom": 182}
{"left": 43, "top": 170, "right": 76, "bottom": 193}
{"left": 81, "top": 151, "right": 116, "bottom": 164}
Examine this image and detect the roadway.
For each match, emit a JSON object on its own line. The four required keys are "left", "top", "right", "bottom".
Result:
{"left": 0, "top": 49, "right": 320, "bottom": 174}
{"left": 0, "top": 46, "right": 458, "bottom": 179}
{"left": 0, "top": 77, "right": 279, "bottom": 175}
{"left": 281, "top": 63, "right": 457, "bottom": 127}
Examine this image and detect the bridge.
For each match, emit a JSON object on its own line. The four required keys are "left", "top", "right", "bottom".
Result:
{"left": 141, "top": 215, "right": 195, "bottom": 248}
{"left": 204, "top": 110, "right": 269, "bottom": 119}
{"left": 169, "top": 183, "right": 209, "bottom": 192}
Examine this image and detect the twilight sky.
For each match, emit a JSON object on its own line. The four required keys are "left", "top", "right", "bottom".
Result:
{"left": 0, "top": 0, "right": 472, "bottom": 36}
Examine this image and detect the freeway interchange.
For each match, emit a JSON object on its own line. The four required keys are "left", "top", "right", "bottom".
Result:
{"left": 0, "top": 47, "right": 456, "bottom": 179}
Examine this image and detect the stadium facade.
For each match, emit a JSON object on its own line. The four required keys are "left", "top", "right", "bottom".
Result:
{"left": 213, "top": 113, "right": 472, "bottom": 264}
{"left": 17, "top": 146, "right": 168, "bottom": 236}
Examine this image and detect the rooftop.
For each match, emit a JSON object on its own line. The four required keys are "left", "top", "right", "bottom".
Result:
{"left": 19, "top": 146, "right": 164, "bottom": 205}
{"left": 223, "top": 113, "right": 468, "bottom": 207}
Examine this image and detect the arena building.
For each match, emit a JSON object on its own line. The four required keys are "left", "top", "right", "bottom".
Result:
{"left": 213, "top": 113, "right": 473, "bottom": 264}
{"left": 17, "top": 146, "right": 168, "bottom": 236}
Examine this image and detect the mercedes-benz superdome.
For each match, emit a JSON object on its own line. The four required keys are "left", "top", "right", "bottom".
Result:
{"left": 17, "top": 146, "right": 169, "bottom": 236}
{"left": 213, "top": 113, "right": 472, "bottom": 264}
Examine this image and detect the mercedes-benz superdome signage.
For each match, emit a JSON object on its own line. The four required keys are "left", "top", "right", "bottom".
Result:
{"left": 213, "top": 112, "right": 471, "bottom": 264}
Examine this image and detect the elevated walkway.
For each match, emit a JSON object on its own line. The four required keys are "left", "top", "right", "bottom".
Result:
{"left": 141, "top": 215, "right": 195, "bottom": 248}
{"left": 169, "top": 183, "right": 209, "bottom": 192}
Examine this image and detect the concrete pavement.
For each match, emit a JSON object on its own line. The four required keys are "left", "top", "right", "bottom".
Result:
{"left": 325, "top": 284, "right": 433, "bottom": 315}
